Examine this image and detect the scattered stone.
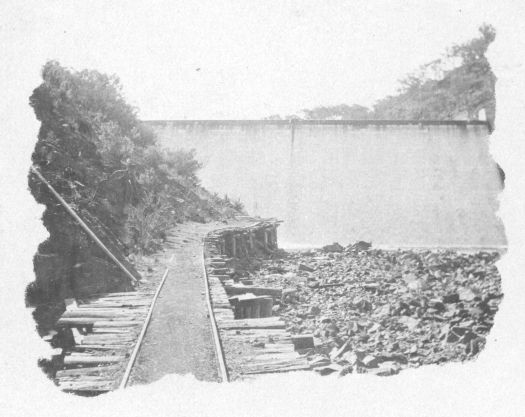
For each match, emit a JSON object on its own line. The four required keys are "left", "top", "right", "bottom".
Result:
{"left": 330, "top": 340, "right": 351, "bottom": 361}
{"left": 315, "top": 363, "right": 343, "bottom": 375}
{"left": 354, "top": 298, "right": 373, "bottom": 312}
{"left": 459, "top": 287, "right": 477, "bottom": 302}
{"left": 322, "top": 242, "right": 344, "bottom": 253}
{"left": 398, "top": 316, "right": 419, "bottom": 331}
{"left": 362, "top": 355, "right": 379, "bottom": 368}
{"left": 298, "top": 263, "right": 315, "bottom": 272}
{"left": 364, "top": 282, "right": 380, "bottom": 291}
{"left": 347, "top": 241, "right": 372, "bottom": 252}
{"left": 236, "top": 243, "right": 503, "bottom": 378}
{"left": 442, "top": 293, "right": 460, "bottom": 303}
{"left": 310, "top": 305, "right": 321, "bottom": 315}
{"left": 309, "top": 355, "right": 331, "bottom": 368}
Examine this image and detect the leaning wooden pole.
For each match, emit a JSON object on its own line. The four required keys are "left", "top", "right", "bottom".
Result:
{"left": 30, "top": 165, "right": 139, "bottom": 285}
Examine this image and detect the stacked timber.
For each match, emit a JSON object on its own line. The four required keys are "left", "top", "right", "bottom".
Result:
{"left": 53, "top": 291, "right": 153, "bottom": 393}
{"left": 204, "top": 216, "right": 282, "bottom": 259}
{"left": 229, "top": 294, "right": 273, "bottom": 319}
{"left": 203, "top": 218, "right": 310, "bottom": 379}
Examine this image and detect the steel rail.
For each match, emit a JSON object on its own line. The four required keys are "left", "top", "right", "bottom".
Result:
{"left": 201, "top": 235, "right": 229, "bottom": 383}
{"left": 119, "top": 263, "right": 171, "bottom": 389}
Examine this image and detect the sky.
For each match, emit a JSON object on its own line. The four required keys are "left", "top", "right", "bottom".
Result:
{"left": 1, "top": 0, "right": 502, "bottom": 120}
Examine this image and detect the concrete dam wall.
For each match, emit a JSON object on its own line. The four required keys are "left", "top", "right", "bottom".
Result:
{"left": 145, "top": 120, "right": 506, "bottom": 249}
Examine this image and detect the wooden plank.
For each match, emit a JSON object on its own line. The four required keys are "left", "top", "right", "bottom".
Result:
{"left": 91, "top": 328, "right": 135, "bottom": 334}
{"left": 242, "top": 362, "right": 310, "bottom": 375}
{"left": 219, "top": 317, "right": 285, "bottom": 330}
{"left": 92, "top": 295, "right": 151, "bottom": 301}
{"left": 82, "top": 332, "right": 137, "bottom": 338}
{"left": 57, "top": 375, "right": 119, "bottom": 382}
{"left": 78, "top": 301, "right": 148, "bottom": 307}
{"left": 252, "top": 344, "right": 295, "bottom": 354}
{"left": 56, "top": 365, "right": 121, "bottom": 378}
{"left": 82, "top": 299, "right": 151, "bottom": 305}
{"left": 82, "top": 296, "right": 151, "bottom": 302}
{"left": 221, "top": 328, "right": 290, "bottom": 338}
{"left": 82, "top": 331, "right": 137, "bottom": 338}
{"left": 72, "top": 344, "right": 130, "bottom": 351}
{"left": 64, "top": 355, "right": 125, "bottom": 365}
{"left": 250, "top": 352, "right": 300, "bottom": 363}
{"left": 225, "top": 285, "right": 282, "bottom": 299}
{"left": 58, "top": 317, "right": 141, "bottom": 325}
{"left": 88, "top": 291, "right": 154, "bottom": 298}
{"left": 77, "top": 304, "right": 148, "bottom": 309}
{"left": 62, "top": 310, "right": 146, "bottom": 318}
{"left": 208, "top": 274, "right": 230, "bottom": 281}
{"left": 213, "top": 303, "right": 233, "bottom": 309}
{"left": 80, "top": 296, "right": 149, "bottom": 302}
{"left": 58, "top": 319, "right": 141, "bottom": 327}
{"left": 59, "top": 380, "right": 117, "bottom": 391}
{"left": 76, "top": 334, "right": 135, "bottom": 342}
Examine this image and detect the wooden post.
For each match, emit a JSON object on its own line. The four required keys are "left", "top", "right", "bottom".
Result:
{"left": 260, "top": 297, "right": 273, "bottom": 317}
{"left": 30, "top": 165, "right": 139, "bottom": 285}
{"left": 231, "top": 234, "right": 237, "bottom": 258}
{"left": 249, "top": 232, "right": 254, "bottom": 253}
{"left": 268, "top": 227, "right": 275, "bottom": 249}
{"left": 263, "top": 229, "right": 269, "bottom": 251}
{"left": 242, "top": 235, "right": 248, "bottom": 257}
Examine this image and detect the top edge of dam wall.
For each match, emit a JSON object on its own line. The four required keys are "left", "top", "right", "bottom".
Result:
{"left": 144, "top": 119, "right": 489, "bottom": 126}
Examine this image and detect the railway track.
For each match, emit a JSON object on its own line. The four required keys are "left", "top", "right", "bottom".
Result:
{"left": 52, "top": 217, "right": 310, "bottom": 394}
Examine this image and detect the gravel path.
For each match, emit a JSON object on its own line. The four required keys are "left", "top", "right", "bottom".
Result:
{"left": 128, "top": 222, "right": 224, "bottom": 385}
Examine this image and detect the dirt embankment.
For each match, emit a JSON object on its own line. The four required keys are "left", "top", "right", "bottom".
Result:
{"left": 231, "top": 243, "right": 503, "bottom": 376}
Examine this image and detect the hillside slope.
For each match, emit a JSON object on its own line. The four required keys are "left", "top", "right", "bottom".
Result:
{"left": 26, "top": 61, "right": 244, "bottom": 334}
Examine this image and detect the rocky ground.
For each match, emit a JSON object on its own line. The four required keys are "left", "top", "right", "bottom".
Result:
{"left": 233, "top": 242, "right": 503, "bottom": 377}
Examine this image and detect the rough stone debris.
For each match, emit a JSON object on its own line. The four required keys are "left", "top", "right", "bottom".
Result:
{"left": 230, "top": 242, "right": 503, "bottom": 377}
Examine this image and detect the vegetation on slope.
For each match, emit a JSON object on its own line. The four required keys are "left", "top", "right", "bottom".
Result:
{"left": 266, "top": 24, "right": 496, "bottom": 125}
{"left": 29, "top": 61, "right": 244, "bottom": 256}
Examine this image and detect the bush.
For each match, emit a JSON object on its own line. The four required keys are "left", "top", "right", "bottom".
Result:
{"left": 30, "top": 61, "right": 245, "bottom": 255}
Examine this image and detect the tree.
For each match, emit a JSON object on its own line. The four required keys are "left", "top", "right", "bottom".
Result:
{"left": 373, "top": 24, "right": 496, "bottom": 123}
{"left": 29, "top": 61, "right": 234, "bottom": 254}
{"left": 267, "top": 24, "right": 497, "bottom": 123}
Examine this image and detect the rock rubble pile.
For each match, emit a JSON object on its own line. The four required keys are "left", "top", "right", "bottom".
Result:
{"left": 234, "top": 242, "right": 503, "bottom": 377}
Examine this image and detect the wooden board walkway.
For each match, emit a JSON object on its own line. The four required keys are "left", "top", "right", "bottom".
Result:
{"left": 52, "top": 218, "right": 309, "bottom": 394}
{"left": 203, "top": 223, "right": 310, "bottom": 380}
{"left": 54, "top": 291, "right": 154, "bottom": 393}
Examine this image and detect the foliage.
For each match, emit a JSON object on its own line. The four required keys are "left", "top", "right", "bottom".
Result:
{"left": 125, "top": 189, "right": 173, "bottom": 254}
{"left": 29, "top": 61, "right": 241, "bottom": 254}
{"left": 264, "top": 24, "right": 496, "bottom": 124}
{"left": 372, "top": 23, "right": 496, "bottom": 122}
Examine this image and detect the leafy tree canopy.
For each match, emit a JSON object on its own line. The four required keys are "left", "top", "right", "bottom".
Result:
{"left": 265, "top": 24, "right": 496, "bottom": 124}
{"left": 29, "top": 61, "right": 240, "bottom": 254}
